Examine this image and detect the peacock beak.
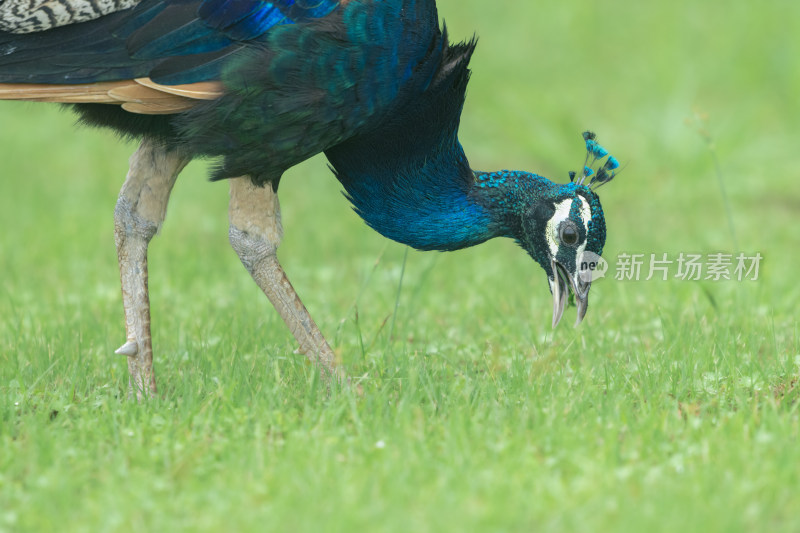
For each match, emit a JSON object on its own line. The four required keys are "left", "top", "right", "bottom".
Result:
{"left": 549, "top": 258, "right": 591, "bottom": 328}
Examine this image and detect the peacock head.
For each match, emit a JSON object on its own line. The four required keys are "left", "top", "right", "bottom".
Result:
{"left": 495, "top": 132, "right": 619, "bottom": 328}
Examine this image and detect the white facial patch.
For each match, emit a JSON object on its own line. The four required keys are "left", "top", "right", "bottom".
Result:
{"left": 577, "top": 196, "right": 591, "bottom": 232}
{"left": 575, "top": 195, "right": 591, "bottom": 261}
{"left": 545, "top": 196, "right": 593, "bottom": 263}
{"left": 545, "top": 199, "right": 574, "bottom": 259}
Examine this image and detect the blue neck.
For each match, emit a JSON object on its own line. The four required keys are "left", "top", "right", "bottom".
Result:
{"left": 328, "top": 141, "right": 499, "bottom": 251}
{"left": 324, "top": 35, "right": 518, "bottom": 251}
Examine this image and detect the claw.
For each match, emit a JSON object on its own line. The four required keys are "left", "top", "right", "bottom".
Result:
{"left": 115, "top": 340, "right": 138, "bottom": 357}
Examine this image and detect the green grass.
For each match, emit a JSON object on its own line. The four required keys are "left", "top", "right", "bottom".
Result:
{"left": 1, "top": 1, "right": 799, "bottom": 531}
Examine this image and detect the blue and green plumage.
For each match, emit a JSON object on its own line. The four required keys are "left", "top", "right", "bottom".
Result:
{"left": 0, "top": 0, "right": 620, "bottom": 327}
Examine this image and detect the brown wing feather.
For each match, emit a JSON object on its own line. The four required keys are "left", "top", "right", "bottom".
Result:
{"left": 134, "top": 78, "right": 224, "bottom": 100}
{"left": 121, "top": 101, "right": 199, "bottom": 114}
{"left": 0, "top": 80, "right": 129, "bottom": 102}
{"left": 0, "top": 78, "right": 224, "bottom": 114}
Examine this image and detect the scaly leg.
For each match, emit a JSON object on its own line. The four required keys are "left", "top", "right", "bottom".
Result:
{"left": 228, "top": 177, "right": 343, "bottom": 382}
{"left": 113, "top": 140, "right": 188, "bottom": 400}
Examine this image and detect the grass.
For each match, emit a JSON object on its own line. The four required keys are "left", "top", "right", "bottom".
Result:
{"left": 1, "top": 1, "right": 799, "bottom": 531}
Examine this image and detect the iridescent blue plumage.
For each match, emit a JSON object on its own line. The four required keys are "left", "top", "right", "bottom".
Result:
{"left": 198, "top": 0, "right": 339, "bottom": 40}
{"left": 0, "top": 0, "right": 341, "bottom": 83}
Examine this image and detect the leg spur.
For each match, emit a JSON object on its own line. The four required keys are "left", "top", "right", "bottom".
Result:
{"left": 114, "top": 140, "right": 188, "bottom": 400}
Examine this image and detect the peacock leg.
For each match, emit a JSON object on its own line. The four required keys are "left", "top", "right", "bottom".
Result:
{"left": 113, "top": 140, "right": 188, "bottom": 400}
{"left": 228, "top": 177, "right": 343, "bottom": 382}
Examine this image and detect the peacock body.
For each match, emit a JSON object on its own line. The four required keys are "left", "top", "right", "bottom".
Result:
{"left": 0, "top": 0, "right": 620, "bottom": 396}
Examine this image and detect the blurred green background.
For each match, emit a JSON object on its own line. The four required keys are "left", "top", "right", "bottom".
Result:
{"left": 1, "top": 1, "right": 798, "bottom": 531}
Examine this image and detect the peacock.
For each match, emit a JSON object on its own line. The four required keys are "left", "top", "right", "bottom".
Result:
{"left": 0, "top": 0, "right": 619, "bottom": 398}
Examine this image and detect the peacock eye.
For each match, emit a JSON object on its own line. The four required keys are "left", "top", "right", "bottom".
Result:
{"left": 559, "top": 223, "right": 579, "bottom": 246}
